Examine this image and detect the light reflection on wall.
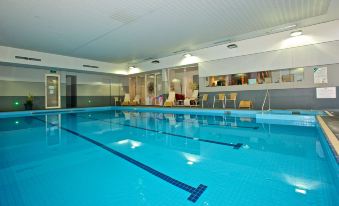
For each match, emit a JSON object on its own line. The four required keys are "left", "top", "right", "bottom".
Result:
{"left": 129, "top": 67, "right": 142, "bottom": 74}
{"left": 280, "top": 35, "right": 315, "bottom": 49}
{"left": 180, "top": 56, "right": 202, "bottom": 65}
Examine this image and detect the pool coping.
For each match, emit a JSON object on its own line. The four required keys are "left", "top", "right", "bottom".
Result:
{"left": 317, "top": 115, "right": 339, "bottom": 162}
{"left": 0, "top": 106, "right": 323, "bottom": 117}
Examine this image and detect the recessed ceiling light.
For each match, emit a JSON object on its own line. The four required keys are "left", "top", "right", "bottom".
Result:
{"left": 227, "top": 44, "right": 238, "bottom": 49}
{"left": 290, "top": 30, "right": 303, "bottom": 37}
{"left": 151, "top": 60, "right": 160, "bottom": 64}
{"left": 183, "top": 53, "right": 192, "bottom": 58}
{"left": 129, "top": 66, "right": 136, "bottom": 69}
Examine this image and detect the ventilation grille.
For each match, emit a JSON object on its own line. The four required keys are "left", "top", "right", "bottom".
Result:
{"left": 144, "top": 57, "right": 154, "bottom": 61}
{"left": 15, "top": 56, "right": 42, "bottom": 62}
{"left": 83, "top": 64, "right": 99, "bottom": 69}
{"left": 213, "top": 40, "right": 231, "bottom": 45}
{"left": 173, "top": 49, "right": 186, "bottom": 54}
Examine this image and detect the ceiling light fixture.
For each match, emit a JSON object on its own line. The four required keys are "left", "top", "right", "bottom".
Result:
{"left": 129, "top": 66, "right": 136, "bottom": 69}
{"left": 183, "top": 53, "right": 192, "bottom": 58}
{"left": 227, "top": 44, "right": 238, "bottom": 49}
{"left": 290, "top": 30, "right": 303, "bottom": 37}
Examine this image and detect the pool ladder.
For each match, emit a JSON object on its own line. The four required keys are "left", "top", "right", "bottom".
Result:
{"left": 261, "top": 89, "right": 271, "bottom": 114}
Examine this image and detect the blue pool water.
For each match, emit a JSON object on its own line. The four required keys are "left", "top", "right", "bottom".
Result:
{"left": 0, "top": 109, "right": 338, "bottom": 206}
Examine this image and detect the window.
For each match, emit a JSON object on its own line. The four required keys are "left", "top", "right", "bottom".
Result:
{"left": 206, "top": 68, "right": 304, "bottom": 87}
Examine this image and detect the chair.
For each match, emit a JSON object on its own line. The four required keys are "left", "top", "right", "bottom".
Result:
{"left": 130, "top": 95, "right": 140, "bottom": 105}
{"left": 184, "top": 90, "right": 199, "bottom": 107}
{"left": 200, "top": 94, "right": 208, "bottom": 108}
{"left": 121, "top": 93, "right": 130, "bottom": 106}
{"left": 164, "top": 92, "right": 176, "bottom": 107}
{"left": 225, "top": 93, "right": 237, "bottom": 109}
{"left": 213, "top": 93, "right": 225, "bottom": 108}
{"left": 239, "top": 100, "right": 253, "bottom": 109}
{"left": 113, "top": 97, "right": 120, "bottom": 106}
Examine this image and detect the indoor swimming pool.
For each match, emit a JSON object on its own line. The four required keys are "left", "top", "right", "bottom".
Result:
{"left": 0, "top": 108, "right": 338, "bottom": 206}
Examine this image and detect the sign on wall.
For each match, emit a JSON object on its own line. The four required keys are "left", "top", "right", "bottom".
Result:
{"left": 316, "top": 87, "right": 336, "bottom": 99}
{"left": 313, "top": 67, "right": 328, "bottom": 84}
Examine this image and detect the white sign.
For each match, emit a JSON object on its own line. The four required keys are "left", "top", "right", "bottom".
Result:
{"left": 314, "top": 67, "right": 328, "bottom": 84}
{"left": 316, "top": 87, "right": 336, "bottom": 99}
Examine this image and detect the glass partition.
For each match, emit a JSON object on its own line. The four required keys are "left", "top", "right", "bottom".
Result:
{"left": 167, "top": 66, "right": 198, "bottom": 97}
{"left": 206, "top": 67, "right": 304, "bottom": 87}
{"left": 136, "top": 75, "right": 145, "bottom": 104}
{"left": 146, "top": 74, "right": 155, "bottom": 105}
{"left": 128, "top": 71, "right": 162, "bottom": 105}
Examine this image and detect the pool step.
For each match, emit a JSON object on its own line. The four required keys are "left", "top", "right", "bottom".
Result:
{"left": 256, "top": 113, "right": 316, "bottom": 126}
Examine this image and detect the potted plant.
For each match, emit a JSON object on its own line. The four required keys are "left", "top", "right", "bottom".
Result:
{"left": 24, "top": 94, "right": 33, "bottom": 110}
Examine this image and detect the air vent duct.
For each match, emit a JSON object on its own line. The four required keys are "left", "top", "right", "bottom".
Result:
{"left": 15, "top": 56, "right": 29, "bottom": 60}
{"left": 214, "top": 40, "right": 231, "bottom": 45}
{"left": 227, "top": 44, "right": 238, "bottom": 49}
{"left": 173, "top": 49, "right": 186, "bottom": 54}
{"left": 28, "top": 57, "right": 41, "bottom": 62}
{"left": 15, "top": 56, "right": 41, "bottom": 61}
{"left": 83, "top": 64, "right": 99, "bottom": 69}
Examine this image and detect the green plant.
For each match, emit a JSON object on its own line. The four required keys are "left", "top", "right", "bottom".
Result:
{"left": 189, "top": 82, "right": 198, "bottom": 91}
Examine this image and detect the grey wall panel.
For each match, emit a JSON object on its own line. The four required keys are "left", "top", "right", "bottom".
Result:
{"left": 200, "top": 86, "right": 339, "bottom": 110}
{"left": 0, "top": 96, "right": 45, "bottom": 111}
{"left": 0, "top": 95, "right": 125, "bottom": 111}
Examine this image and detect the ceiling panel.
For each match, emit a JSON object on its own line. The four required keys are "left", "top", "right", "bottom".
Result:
{"left": 72, "top": 0, "right": 333, "bottom": 62}
{"left": 0, "top": 0, "right": 337, "bottom": 64}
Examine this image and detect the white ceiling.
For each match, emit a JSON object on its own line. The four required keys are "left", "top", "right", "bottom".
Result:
{"left": 0, "top": 0, "right": 338, "bottom": 65}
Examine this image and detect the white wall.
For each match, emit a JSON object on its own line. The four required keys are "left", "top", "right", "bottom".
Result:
{"left": 0, "top": 65, "right": 127, "bottom": 96}
{"left": 199, "top": 41, "right": 339, "bottom": 77}
{"left": 0, "top": 46, "right": 128, "bottom": 75}
{"left": 199, "top": 63, "right": 339, "bottom": 92}
{"left": 134, "top": 20, "right": 339, "bottom": 75}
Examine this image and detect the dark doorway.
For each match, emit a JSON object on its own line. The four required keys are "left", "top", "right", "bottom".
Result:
{"left": 66, "top": 75, "right": 77, "bottom": 108}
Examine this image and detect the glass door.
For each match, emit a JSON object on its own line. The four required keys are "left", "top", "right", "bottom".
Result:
{"left": 45, "top": 74, "right": 61, "bottom": 109}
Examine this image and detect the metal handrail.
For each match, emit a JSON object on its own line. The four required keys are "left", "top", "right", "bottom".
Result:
{"left": 261, "top": 89, "right": 271, "bottom": 113}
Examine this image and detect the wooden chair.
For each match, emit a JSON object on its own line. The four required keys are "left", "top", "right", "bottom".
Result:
{"left": 200, "top": 94, "right": 208, "bottom": 108}
{"left": 239, "top": 100, "right": 253, "bottom": 109}
{"left": 213, "top": 93, "right": 225, "bottom": 108}
{"left": 225, "top": 92, "right": 237, "bottom": 109}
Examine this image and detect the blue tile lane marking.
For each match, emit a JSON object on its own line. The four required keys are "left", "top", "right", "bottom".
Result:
{"left": 32, "top": 117, "right": 207, "bottom": 203}
{"left": 72, "top": 114, "right": 243, "bottom": 149}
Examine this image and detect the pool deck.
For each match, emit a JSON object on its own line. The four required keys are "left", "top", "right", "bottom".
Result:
{"left": 317, "top": 113, "right": 339, "bottom": 162}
